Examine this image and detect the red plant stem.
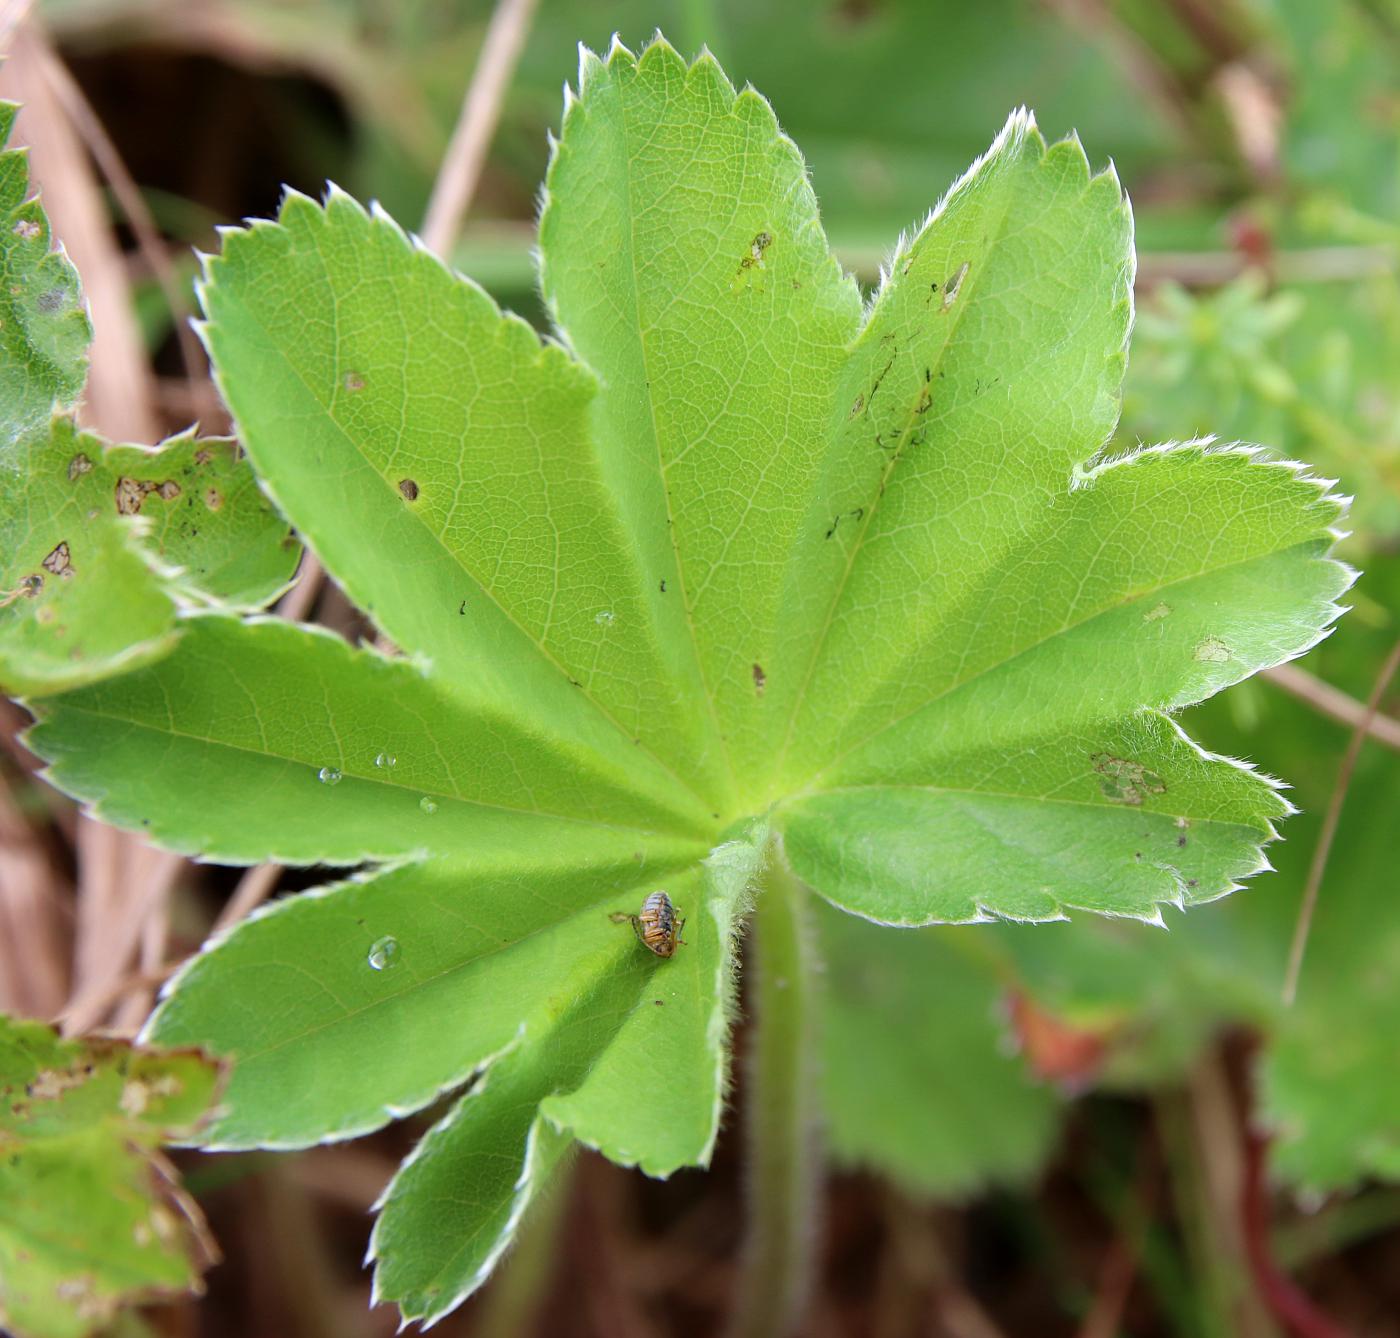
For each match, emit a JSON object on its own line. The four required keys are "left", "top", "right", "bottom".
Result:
{"left": 1239, "top": 1123, "right": 1348, "bottom": 1338}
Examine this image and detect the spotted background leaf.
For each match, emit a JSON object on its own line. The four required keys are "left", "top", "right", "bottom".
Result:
{"left": 0, "top": 1016, "right": 222, "bottom": 1338}
{"left": 0, "top": 104, "right": 299, "bottom": 698}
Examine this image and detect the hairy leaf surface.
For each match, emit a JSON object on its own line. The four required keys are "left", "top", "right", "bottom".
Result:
{"left": 19, "top": 36, "right": 1352, "bottom": 1326}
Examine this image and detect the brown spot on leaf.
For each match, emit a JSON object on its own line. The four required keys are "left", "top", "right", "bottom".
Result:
{"left": 115, "top": 476, "right": 148, "bottom": 515}
{"left": 29, "top": 1064, "right": 92, "bottom": 1101}
{"left": 753, "top": 663, "right": 767, "bottom": 695}
{"left": 157, "top": 480, "right": 181, "bottom": 501}
{"left": 12, "top": 218, "right": 40, "bottom": 240}
{"left": 343, "top": 371, "right": 366, "bottom": 393}
{"left": 119, "top": 1079, "right": 150, "bottom": 1118}
{"left": 398, "top": 479, "right": 420, "bottom": 502}
{"left": 54, "top": 1274, "right": 105, "bottom": 1321}
{"left": 67, "top": 453, "right": 94, "bottom": 482}
{"left": 202, "top": 487, "right": 224, "bottom": 511}
{"left": 0, "top": 573, "right": 44, "bottom": 607}
{"left": 1092, "top": 754, "right": 1166, "bottom": 806}
{"left": 41, "top": 541, "right": 73, "bottom": 579}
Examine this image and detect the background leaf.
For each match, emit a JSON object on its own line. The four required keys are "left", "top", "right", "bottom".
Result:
{"left": 0, "top": 1016, "right": 222, "bottom": 1338}
{"left": 0, "top": 105, "right": 299, "bottom": 697}
{"left": 819, "top": 902, "right": 1062, "bottom": 1197}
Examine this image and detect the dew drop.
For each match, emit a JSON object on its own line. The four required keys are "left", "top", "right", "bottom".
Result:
{"left": 374, "top": 752, "right": 397, "bottom": 769}
{"left": 317, "top": 766, "right": 343, "bottom": 786}
{"left": 367, "top": 936, "right": 400, "bottom": 971}
{"left": 595, "top": 609, "right": 615, "bottom": 626}
{"left": 419, "top": 796, "right": 438, "bottom": 814}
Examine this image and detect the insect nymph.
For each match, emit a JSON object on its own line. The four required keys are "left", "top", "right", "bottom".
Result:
{"left": 611, "top": 890, "right": 686, "bottom": 958}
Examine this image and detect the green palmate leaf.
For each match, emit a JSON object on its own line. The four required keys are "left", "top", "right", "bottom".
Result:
{"left": 819, "top": 903, "right": 1061, "bottom": 1197}
{"left": 0, "top": 1016, "right": 222, "bottom": 1338}
{"left": 0, "top": 105, "right": 300, "bottom": 697}
{"left": 20, "top": 35, "right": 1351, "bottom": 1326}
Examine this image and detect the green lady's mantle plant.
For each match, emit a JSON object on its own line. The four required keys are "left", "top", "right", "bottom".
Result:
{"left": 10, "top": 37, "right": 1351, "bottom": 1333}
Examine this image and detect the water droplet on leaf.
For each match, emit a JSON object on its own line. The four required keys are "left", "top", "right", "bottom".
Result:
{"left": 367, "top": 936, "right": 400, "bottom": 971}
{"left": 595, "top": 609, "right": 615, "bottom": 626}
{"left": 317, "top": 766, "right": 343, "bottom": 786}
{"left": 375, "top": 752, "right": 397, "bottom": 769}
{"left": 419, "top": 796, "right": 438, "bottom": 814}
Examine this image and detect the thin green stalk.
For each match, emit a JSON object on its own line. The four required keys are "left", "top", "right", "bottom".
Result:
{"left": 727, "top": 841, "right": 822, "bottom": 1338}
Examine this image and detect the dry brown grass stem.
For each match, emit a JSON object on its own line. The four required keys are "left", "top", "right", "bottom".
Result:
{"left": 420, "top": 0, "right": 539, "bottom": 257}
{"left": 1283, "top": 637, "right": 1400, "bottom": 1005}
{"left": 33, "top": 36, "right": 211, "bottom": 403}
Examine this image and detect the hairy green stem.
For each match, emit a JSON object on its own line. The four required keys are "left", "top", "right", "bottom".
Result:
{"left": 728, "top": 840, "right": 822, "bottom": 1338}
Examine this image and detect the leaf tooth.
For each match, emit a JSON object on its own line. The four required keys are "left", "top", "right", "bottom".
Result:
{"left": 867, "top": 106, "right": 1041, "bottom": 320}
{"left": 687, "top": 44, "right": 739, "bottom": 106}
{"left": 603, "top": 32, "right": 634, "bottom": 68}
{"left": 635, "top": 30, "right": 685, "bottom": 73}
{"left": 575, "top": 41, "right": 606, "bottom": 93}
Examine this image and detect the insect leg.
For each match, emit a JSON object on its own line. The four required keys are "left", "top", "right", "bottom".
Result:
{"left": 609, "top": 910, "right": 646, "bottom": 945}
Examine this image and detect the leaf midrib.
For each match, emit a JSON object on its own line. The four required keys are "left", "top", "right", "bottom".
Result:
{"left": 790, "top": 777, "right": 1271, "bottom": 828}
{"left": 771, "top": 136, "right": 1027, "bottom": 779}
{"left": 45, "top": 697, "right": 708, "bottom": 841}
{"left": 609, "top": 71, "right": 739, "bottom": 804}
{"left": 800, "top": 530, "right": 1329, "bottom": 791}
